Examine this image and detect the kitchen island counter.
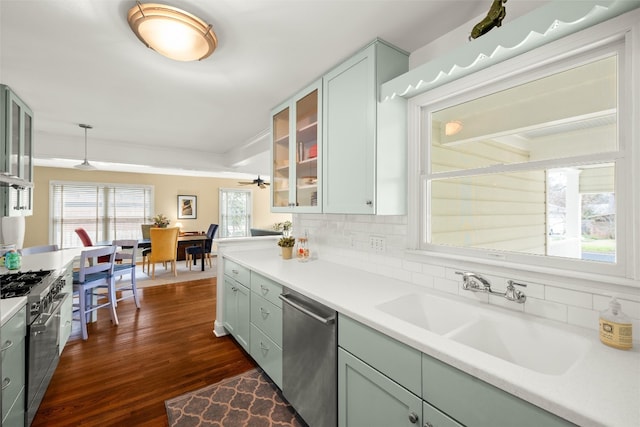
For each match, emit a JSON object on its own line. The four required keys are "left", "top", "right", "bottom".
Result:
{"left": 223, "top": 248, "right": 640, "bottom": 427}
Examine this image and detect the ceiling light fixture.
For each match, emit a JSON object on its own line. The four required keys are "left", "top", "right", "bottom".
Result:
{"left": 127, "top": 1, "right": 218, "bottom": 62}
{"left": 445, "top": 120, "right": 463, "bottom": 136}
{"left": 75, "top": 124, "right": 96, "bottom": 171}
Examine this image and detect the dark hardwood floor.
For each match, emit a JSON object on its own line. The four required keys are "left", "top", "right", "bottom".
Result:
{"left": 32, "top": 277, "right": 256, "bottom": 426}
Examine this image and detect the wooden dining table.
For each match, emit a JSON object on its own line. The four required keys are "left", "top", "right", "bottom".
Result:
{"left": 137, "top": 234, "right": 212, "bottom": 271}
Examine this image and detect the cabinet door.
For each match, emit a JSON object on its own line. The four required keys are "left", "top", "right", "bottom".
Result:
{"left": 224, "top": 277, "right": 250, "bottom": 352}
{"left": 323, "top": 46, "right": 375, "bottom": 214}
{"left": 339, "top": 348, "right": 422, "bottom": 427}
{"left": 271, "top": 80, "right": 322, "bottom": 212}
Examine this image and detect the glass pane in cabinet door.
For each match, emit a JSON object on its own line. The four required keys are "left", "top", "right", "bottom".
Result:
{"left": 272, "top": 107, "right": 290, "bottom": 208}
{"left": 23, "top": 112, "right": 32, "bottom": 181}
{"left": 10, "top": 100, "right": 20, "bottom": 176}
{"left": 295, "top": 89, "right": 318, "bottom": 207}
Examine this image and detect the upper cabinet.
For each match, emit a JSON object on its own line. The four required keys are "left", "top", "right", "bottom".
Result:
{"left": 1, "top": 84, "right": 34, "bottom": 216}
{"left": 271, "top": 79, "right": 322, "bottom": 213}
{"left": 322, "top": 39, "right": 408, "bottom": 214}
{"left": 270, "top": 39, "right": 408, "bottom": 215}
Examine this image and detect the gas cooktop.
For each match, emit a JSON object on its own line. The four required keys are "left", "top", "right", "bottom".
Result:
{"left": 0, "top": 270, "right": 56, "bottom": 298}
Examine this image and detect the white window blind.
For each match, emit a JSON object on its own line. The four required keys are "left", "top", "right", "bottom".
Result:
{"left": 219, "top": 188, "right": 251, "bottom": 238}
{"left": 50, "top": 182, "right": 153, "bottom": 248}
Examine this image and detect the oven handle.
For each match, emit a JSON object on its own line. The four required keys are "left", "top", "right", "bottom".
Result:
{"left": 31, "top": 292, "right": 69, "bottom": 335}
{"left": 279, "top": 293, "right": 335, "bottom": 325}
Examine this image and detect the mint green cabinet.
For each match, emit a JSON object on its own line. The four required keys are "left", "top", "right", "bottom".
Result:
{"left": 338, "top": 348, "right": 422, "bottom": 427}
{"left": 422, "top": 354, "right": 574, "bottom": 427}
{"left": 58, "top": 262, "right": 74, "bottom": 354}
{"left": 322, "top": 39, "right": 408, "bottom": 214}
{"left": 2, "top": 305, "right": 26, "bottom": 425}
{"left": 222, "top": 277, "right": 250, "bottom": 351}
{"left": 1, "top": 84, "right": 34, "bottom": 216}
{"left": 271, "top": 79, "right": 322, "bottom": 213}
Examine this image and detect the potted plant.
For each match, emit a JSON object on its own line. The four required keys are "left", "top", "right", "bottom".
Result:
{"left": 273, "top": 220, "right": 293, "bottom": 237}
{"left": 152, "top": 214, "right": 170, "bottom": 228}
{"left": 277, "top": 236, "right": 296, "bottom": 259}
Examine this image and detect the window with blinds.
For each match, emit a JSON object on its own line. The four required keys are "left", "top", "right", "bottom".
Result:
{"left": 50, "top": 182, "right": 153, "bottom": 248}
{"left": 218, "top": 188, "right": 251, "bottom": 238}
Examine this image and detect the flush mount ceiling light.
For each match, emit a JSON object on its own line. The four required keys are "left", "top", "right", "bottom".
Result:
{"left": 127, "top": 1, "right": 218, "bottom": 61}
{"left": 75, "top": 124, "right": 96, "bottom": 171}
{"left": 445, "top": 120, "right": 463, "bottom": 136}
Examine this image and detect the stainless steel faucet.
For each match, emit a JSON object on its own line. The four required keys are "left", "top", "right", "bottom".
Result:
{"left": 456, "top": 272, "right": 527, "bottom": 303}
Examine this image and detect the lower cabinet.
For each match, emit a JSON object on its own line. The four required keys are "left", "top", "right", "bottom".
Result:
{"left": 58, "top": 262, "right": 74, "bottom": 354}
{"left": 338, "top": 314, "right": 573, "bottom": 427}
{"left": 222, "top": 276, "right": 250, "bottom": 351}
{"left": 2, "top": 305, "right": 26, "bottom": 425}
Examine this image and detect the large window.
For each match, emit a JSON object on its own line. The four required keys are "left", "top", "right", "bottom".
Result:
{"left": 50, "top": 182, "right": 153, "bottom": 248}
{"left": 408, "top": 26, "right": 638, "bottom": 283}
{"left": 219, "top": 189, "right": 251, "bottom": 238}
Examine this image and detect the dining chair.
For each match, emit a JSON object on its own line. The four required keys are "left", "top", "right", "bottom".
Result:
{"left": 140, "top": 224, "right": 153, "bottom": 272}
{"left": 75, "top": 227, "right": 110, "bottom": 263}
{"left": 19, "top": 244, "right": 59, "bottom": 255}
{"left": 147, "top": 227, "right": 179, "bottom": 279}
{"left": 185, "top": 224, "right": 218, "bottom": 270}
{"left": 108, "top": 239, "right": 140, "bottom": 309}
{"left": 72, "top": 246, "right": 118, "bottom": 340}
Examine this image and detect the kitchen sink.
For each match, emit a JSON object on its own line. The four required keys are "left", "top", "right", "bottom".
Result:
{"left": 376, "top": 293, "right": 479, "bottom": 335}
{"left": 447, "top": 315, "right": 592, "bottom": 375}
{"left": 377, "top": 292, "right": 592, "bottom": 375}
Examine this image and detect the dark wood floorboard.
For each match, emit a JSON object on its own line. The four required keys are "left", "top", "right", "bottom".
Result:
{"left": 32, "top": 277, "right": 256, "bottom": 427}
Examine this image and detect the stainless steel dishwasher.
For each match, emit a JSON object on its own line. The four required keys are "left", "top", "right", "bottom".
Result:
{"left": 280, "top": 287, "right": 337, "bottom": 427}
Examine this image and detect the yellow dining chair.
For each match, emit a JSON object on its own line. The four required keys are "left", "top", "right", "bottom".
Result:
{"left": 147, "top": 227, "right": 179, "bottom": 279}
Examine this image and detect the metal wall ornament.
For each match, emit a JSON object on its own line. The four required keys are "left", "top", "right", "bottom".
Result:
{"left": 470, "top": 0, "right": 508, "bottom": 40}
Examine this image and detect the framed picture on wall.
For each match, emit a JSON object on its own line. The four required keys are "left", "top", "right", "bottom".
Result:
{"left": 177, "top": 195, "right": 197, "bottom": 219}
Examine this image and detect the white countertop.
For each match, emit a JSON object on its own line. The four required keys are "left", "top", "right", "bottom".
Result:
{"left": 1, "top": 248, "right": 83, "bottom": 326}
{"left": 225, "top": 248, "right": 640, "bottom": 427}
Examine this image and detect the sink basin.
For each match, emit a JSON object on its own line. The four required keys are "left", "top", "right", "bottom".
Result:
{"left": 448, "top": 316, "right": 591, "bottom": 375}
{"left": 377, "top": 293, "right": 479, "bottom": 335}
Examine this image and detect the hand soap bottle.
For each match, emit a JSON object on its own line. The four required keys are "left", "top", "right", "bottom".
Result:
{"left": 599, "top": 297, "right": 633, "bottom": 350}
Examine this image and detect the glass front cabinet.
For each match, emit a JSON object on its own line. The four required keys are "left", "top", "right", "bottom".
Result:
{"left": 1, "top": 84, "right": 34, "bottom": 216}
{"left": 271, "top": 79, "right": 321, "bottom": 213}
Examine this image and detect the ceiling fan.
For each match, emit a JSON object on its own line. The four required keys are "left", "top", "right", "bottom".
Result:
{"left": 238, "top": 175, "right": 270, "bottom": 189}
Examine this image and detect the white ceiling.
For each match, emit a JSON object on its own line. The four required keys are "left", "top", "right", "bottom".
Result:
{"left": 1, "top": 0, "right": 501, "bottom": 178}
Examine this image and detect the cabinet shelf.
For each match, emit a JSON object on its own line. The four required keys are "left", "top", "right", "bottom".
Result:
{"left": 275, "top": 135, "right": 289, "bottom": 145}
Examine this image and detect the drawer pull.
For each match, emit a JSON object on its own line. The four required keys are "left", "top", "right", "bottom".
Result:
{"left": 424, "top": 422, "right": 433, "bottom": 427}
{"left": 260, "top": 307, "right": 270, "bottom": 318}
{"left": 232, "top": 269, "right": 239, "bottom": 274}
{"left": 2, "top": 377, "right": 10, "bottom": 390}
{"left": 260, "top": 285, "right": 269, "bottom": 295}
{"left": 408, "top": 412, "right": 419, "bottom": 424}
{"left": 1, "top": 340, "right": 13, "bottom": 352}
{"left": 231, "top": 286, "right": 238, "bottom": 292}
{"left": 260, "top": 342, "right": 270, "bottom": 353}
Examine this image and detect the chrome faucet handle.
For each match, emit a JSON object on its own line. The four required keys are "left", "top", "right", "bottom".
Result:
{"left": 505, "top": 280, "right": 527, "bottom": 303}
{"left": 456, "top": 271, "right": 491, "bottom": 291}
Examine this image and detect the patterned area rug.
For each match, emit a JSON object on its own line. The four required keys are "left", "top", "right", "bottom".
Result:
{"left": 165, "top": 369, "right": 305, "bottom": 427}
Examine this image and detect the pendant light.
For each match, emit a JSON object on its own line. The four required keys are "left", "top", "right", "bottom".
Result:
{"left": 75, "top": 124, "right": 96, "bottom": 170}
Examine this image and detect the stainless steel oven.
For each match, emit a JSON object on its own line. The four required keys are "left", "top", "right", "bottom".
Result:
{"left": 26, "top": 287, "right": 68, "bottom": 426}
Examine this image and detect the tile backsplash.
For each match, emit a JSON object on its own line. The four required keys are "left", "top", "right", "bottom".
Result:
{"left": 294, "top": 214, "right": 640, "bottom": 341}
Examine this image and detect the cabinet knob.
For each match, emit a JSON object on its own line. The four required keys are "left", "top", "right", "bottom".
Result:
{"left": 424, "top": 422, "right": 434, "bottom": 427}
{"left": 408, "top": 412, "right": 419, "bottom": 424}
{"left": 366, "top": 200, "right": 373, "bottom": 206}
{"left": 2, "top": 377, "right": 11, "bottom": 390}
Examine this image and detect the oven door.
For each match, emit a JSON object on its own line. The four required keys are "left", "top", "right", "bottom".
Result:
{"left": 26, "top": 292, "right": 68, "bottom": 426}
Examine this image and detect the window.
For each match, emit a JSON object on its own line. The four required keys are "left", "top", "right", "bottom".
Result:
{"left": 408, "top": 26, "right": 638, "bottom": 283}
{"left": 50, "top": 182, "right": 153, "bottom": 248}
{"left": 219, "top": 189, "right": 251, "bottom": 238}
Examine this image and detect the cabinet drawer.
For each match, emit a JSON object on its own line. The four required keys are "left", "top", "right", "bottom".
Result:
{"left": 250, "top": 325, "right": 282, "bottom": 389}
{"left": 2, "top": 306, "right": 26, "bottom": 344}
{"left": 250, "top": 292, "right": 282, "bottom": 346}
{"left": 338, "top": 314, "right": 421, "bottom": 396}
{"left": 224, "top": 259, "right": 250, "bottom": 286}
{"left": 422, "top": 354, "right": 574, "bottom": 427}
{"left": 2, "top": 387, "right": 24, "bottom": 426}
{"left": 250, "top": 271, "right": 283, "bottom": 308}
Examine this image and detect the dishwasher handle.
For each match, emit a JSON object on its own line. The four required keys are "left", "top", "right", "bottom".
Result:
{"left": 279, "top": 293, "right": 335, "bottom": 325}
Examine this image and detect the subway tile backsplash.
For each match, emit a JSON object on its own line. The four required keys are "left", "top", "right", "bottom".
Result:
{"left": 295, "top": 213, "right": 640, "bottom": 339}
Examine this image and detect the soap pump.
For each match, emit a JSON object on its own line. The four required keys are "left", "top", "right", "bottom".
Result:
{"left": 599, "top": 296, "right": 633, "bottom": 350}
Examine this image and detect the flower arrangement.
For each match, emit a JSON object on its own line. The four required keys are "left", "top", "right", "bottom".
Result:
{"left": 277, "top": 236, "right": 296, "bottom": 247}
{"left": 152, "top": 214, "right": 170, "bottom": 228}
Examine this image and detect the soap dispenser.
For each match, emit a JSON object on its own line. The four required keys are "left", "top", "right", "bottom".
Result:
{"left": 599, "top": 297, "right": 633, "bottom": 350}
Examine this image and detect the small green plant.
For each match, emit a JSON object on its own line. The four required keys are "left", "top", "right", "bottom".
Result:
{"left": 152, "top": 213, "right": 170, "bottom": 227}
{"left": 277, "top": 236, "right": 296, "bottom": 247}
